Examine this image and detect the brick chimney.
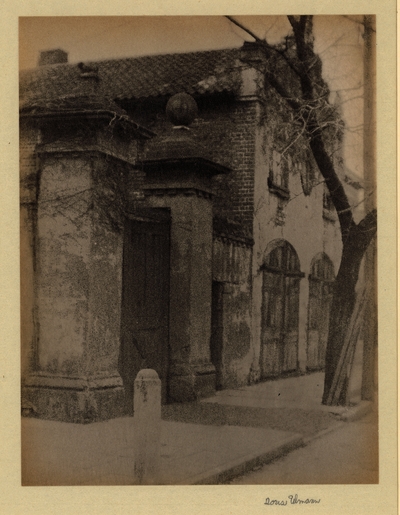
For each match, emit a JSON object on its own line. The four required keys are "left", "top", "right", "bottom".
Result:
{"left": 38, "top": 49, "right": 68, "bottom": 66}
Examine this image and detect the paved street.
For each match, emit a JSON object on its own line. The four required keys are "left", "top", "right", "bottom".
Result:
{"left": 21, "top": 372, "right": 377, "bottom": 486}
{"left": 226, "top": 410, "right": 378, "bottom": 484}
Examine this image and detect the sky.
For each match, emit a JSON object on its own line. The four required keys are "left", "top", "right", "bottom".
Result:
{"left": 19, "top": 15, "right": 366, "bottom": 179}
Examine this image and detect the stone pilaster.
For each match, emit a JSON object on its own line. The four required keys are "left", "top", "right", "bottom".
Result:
{"left": 21, "top": 98, "right": 153, "bottom": 422}
{"left": 140, "top": 126, "right": 231, "bottom": 402}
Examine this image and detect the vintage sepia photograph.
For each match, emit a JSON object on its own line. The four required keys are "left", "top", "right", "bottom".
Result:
{"left": 19, "top": 15, "right": 379, "bottom": 488}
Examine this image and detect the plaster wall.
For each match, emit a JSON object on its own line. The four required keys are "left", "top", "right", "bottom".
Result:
{"left": 251, "top": 106, "right": 343, "bottom": 375}
{"left": 20, "top": 121, "right": 39, "bottom": 379}
{"left": 86, "top": 166, "right": 124, "bottom": 376}
{"left": 36, "top": 154, "right": 92, "bottom": 375}
{"left": 23, "top": 148, "right": 129, "bottom": 421}
{"left": 212, "top": 237, "right": 253, "bottom": 387}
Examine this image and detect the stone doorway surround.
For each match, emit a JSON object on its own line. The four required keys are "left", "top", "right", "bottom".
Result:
{"left": 139, "top": 95, "right": 232, "bottom": 402}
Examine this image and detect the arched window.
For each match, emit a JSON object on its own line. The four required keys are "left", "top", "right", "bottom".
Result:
{"left": 310, "top": 252, "right": 335, "bottom": 281}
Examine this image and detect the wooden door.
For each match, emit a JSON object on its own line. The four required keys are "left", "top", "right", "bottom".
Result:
{"left": 260, "top": 242, "right": 301, "bottom": 379}
{"left": 307, "top": 254, "right": 335, "bottom": 370}
{"left": 282, "top": 276, "right": 300, "bottom": 372}
{"left": 119, "top": 214, "right": 170, "bottom": 413}
{"left": 260, "top": 272, "right": 285, "bottom": 377}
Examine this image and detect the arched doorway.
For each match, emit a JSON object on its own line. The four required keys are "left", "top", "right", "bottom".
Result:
{"left": 307, "top": 253, "right": 335, "bottom": 370}
{"left": 260, "top": 240, "right": 303, "bottom": 378}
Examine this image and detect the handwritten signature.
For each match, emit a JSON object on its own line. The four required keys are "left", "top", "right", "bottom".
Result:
{"left": 265, "top": 494, "right": 321, "bottom": 506}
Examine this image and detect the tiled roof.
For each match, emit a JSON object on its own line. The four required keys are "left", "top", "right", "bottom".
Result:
{"left": 20, "top": 48, "right": 242, "bottom": 109}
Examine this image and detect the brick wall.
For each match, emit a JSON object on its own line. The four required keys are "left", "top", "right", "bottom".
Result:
{"left": 203, "top": 99, "right": 258, "bottom": 235}
{"left": 125, "top": 93, "right": 259, "bottom": 236}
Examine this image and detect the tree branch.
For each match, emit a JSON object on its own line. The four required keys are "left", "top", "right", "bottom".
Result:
{"left": 285, "top": 15, "right": 357, "bottom": 241}
{"left": 353, "top": 208, "right": 377, "bottom": 249}
{"left": 287, "top": 16, "right": 298, "bottom": 31}
{"left": 263, "top": 71, "right": 302, "bottom": 111}
{"left": 225, "top": 15, "right": 302, "bottom": 77}
{"left": 225, "top": 15, "right": 262, "bottom": 42}
{"left": 227, "top": 14, "right": 371, "bottom": 246}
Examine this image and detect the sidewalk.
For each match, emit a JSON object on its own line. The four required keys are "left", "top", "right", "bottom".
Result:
{"left": 21, "top": 372, "right": 371, "bottom": 486}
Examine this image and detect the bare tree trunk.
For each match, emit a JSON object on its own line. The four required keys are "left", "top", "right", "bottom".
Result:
{"left": 322, "top": 215, "right": 377, "bottom": 404}
{"left": 322, "top": 238, "right": 367, "bottom": 404}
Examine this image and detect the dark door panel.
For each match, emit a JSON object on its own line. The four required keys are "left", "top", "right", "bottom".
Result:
{"left": 260, "top": 242, "right": 301, "bottom": 378}
{"left": 119, "top": 214, "right": 170, "bottom": 413}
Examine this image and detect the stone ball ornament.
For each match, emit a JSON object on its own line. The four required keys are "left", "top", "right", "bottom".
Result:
{"left": 166, "top": 92, "right": 198, "bottom": 127}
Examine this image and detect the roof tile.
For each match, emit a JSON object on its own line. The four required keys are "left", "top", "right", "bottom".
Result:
{"left": 20, "top": 48, "right": 243, "bottom": 108}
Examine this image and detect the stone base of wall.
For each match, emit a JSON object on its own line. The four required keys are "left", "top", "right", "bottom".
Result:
{"left": 168, "top": 362, "right": 216, "bottom": 402}
{"left": 192, "top": 363, "right": 217, "bottom": 399}
{"left": 248, "top": 363, "right": 261, "bottom": 384}
{"left": 22, "top": 374, "right": 126, "bottom": 423}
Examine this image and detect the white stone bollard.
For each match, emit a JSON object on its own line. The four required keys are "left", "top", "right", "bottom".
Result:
{"left": 133, "top": 369, "right": 161, "bottom": 485}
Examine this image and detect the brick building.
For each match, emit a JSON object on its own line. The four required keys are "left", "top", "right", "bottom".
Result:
{"left": 20, "top": 43, "right": 350, "bottom": 422}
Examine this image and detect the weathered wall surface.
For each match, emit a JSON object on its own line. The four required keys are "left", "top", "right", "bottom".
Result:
{"left": 145, "top": 190, "right": 216, "bottom": 400}
{"left": 32, "top": 151, "right": 126, "bottom": 378}
{"left": 20, "top": 117, "right": 140, "bottom": 376}
{"left": 20, "top": 120, "right": 39, "bottom": 380}
{"left": 212, "top": 236, "right": 253, "bottom": 388}
{"left": 20, "top": 113, "right": 143, "bottom": 421}
{"left": 251, "top": 93, "right": 343, "bottom": 377}
{"left": 86, "top": 158, "right": 125, "bottom": 377}
{"left": 35, "top": 153, "right": 92, "bottom": 375}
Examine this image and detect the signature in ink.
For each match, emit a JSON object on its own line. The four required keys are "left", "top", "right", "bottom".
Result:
{"left": 264, "top": 494, "right": 321, "bottom": 506}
